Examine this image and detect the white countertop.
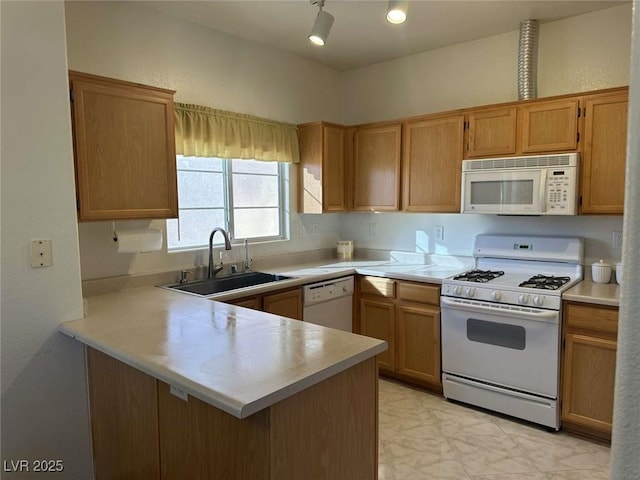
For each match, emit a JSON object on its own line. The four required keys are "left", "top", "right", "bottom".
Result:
{"left": 563, "top": 279, "right": 620, "bottom": 307}
{"left": 59, "top": 287, "right": 386, "bottom": 419}
{"left": 176, "top": 257, "right": 472, "bottom": 303}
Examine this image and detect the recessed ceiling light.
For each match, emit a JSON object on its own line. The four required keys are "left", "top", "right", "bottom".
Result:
{"left": 386, "top": 0, "right": 408, "bottom": 25}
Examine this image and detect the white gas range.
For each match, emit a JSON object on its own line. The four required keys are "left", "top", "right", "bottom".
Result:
{"left": 440, "top": 234, "right": 584, "bottom": 430}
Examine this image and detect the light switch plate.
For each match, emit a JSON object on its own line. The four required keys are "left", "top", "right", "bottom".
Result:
{"left": 170, "top": 384, "right": 189, "bottom": 402}
{"left": 31, "top": 239, "right": 53, "bottom": 268}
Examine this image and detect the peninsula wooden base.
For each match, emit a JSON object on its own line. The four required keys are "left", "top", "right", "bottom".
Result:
{"left": 87, "top": 347, "right": 379, "bottom": 479}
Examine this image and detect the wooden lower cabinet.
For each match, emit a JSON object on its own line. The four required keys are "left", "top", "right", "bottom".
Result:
{"left": 87, "top": 347, "right": 379, "bottom": 480}
{"left": 360, "top": 298, "right": 396, "bottom": 372}
{"left": 224, "top": 287, "right": 302, "bottom": 320}
{"left": 263, "top": 288, "right": 303, "bottom": 320}
{"left": 358, "top": 276, "right": 441, "bottom": 391}
{"left": 397, "top": 305, "right": 440, "bottom": 385}
{"left": 561, "top": 301, "right": 618, "bottom": 441}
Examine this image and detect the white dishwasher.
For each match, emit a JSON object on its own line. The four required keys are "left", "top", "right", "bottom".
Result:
{"left": 302, "top": 276, "right": 354, "bottom": 332}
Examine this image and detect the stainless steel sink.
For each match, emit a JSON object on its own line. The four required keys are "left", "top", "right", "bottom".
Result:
{"left": 163, "top": 271, "right": 293, "bottom": 296}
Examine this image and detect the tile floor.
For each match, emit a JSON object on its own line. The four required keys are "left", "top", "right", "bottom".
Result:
{"left": 378, "top": 379, "right": 610, "bottom": 479}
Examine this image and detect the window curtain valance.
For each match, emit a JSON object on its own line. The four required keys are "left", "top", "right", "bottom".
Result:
{"left": 174, "top": 103, "right": 300, "bottom": 163}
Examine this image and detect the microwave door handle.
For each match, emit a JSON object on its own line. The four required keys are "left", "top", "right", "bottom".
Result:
{"left": 539, "top": 169, "right": 548, "bottom": 213}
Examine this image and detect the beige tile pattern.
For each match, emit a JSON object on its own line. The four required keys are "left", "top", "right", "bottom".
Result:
{"left": 378, "top": 379, "right": 610, "bottom": 480}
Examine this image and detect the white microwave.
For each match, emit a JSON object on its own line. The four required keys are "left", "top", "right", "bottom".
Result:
{"left": 461, "top": 153, "right": 579, "bottom": 215}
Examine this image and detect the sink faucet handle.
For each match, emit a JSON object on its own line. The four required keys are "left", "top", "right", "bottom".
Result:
{"left": 179, "top": 270, "right": 193, "bottom": 284}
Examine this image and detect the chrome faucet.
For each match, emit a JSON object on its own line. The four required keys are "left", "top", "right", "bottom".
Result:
{"left": 208, "top": 227, "right": 232, "bottom": 279}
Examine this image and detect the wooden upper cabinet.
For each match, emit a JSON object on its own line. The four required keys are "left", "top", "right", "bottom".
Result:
{"left": 466, "top": 107, "right": 517, "bottom": 158}
{"left": 467, "top": 98, "right": 580, "bottom": 158}
{"left": 353, "top": 124, "right": 402, "bottom": 211}
{"left": 519, "top": 98, "right": 579, "bottom": 153}
{"left": 402, "top": 115, "right": 464, "bottom": 212}
{"left": 69, "top": 71, "right": 178, "bottom": 222}
{"left": 580, "top": 90, "right": 629, "bottom": 214}
{"left": 298, "top": 122, "right": 347, "bottom": 213}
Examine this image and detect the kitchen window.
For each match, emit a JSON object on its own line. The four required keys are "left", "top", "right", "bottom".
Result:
{"left": 167, "top": 155, "right": 288, "bottom": 250}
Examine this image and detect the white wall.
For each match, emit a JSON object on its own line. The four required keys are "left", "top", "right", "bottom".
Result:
{"left": 65, "top": 1, "right": 344, "bottom": 280}
{"left": 342, "top": 4, "right": 632, "bottom": 124}
{"left": 340, "top": 213, "right": 624, "bottom": 265}
{"left": 1, "top": 2, "right": 92, "bottom": 477}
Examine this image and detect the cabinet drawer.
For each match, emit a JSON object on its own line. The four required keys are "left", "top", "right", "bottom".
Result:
{"left": 360, "top": 277, "right": 396, "bottom": 298}
{"left": 564, "top": 302, "right": 618, "bottom": 334}
{"left": 398, "top": 282, "right": 440, "bottom": 306}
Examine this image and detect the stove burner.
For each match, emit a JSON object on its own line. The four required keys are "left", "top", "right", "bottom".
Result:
{"left": 453, "top": 269, "right": 505, "bottom": 283}
{"left": 519, "top": 275, "right": 571, "bottom": 290}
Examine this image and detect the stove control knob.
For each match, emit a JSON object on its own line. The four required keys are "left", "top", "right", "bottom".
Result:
{"left": 491, "top": 290, "right": 502, "bottom": 301}
{"left": 465, "top": 287, "right": 476, "bottom": 297}
{"left": 532, "top": 295, "right": 544, "bottom": 306}
{"left": 453, "top": 286, "right": 463, "bottom": 296}
{"left": 518, "top": 294, "right": 530, "bottom": 305}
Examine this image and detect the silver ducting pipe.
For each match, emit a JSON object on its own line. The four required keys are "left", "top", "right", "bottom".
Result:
{"left": 518, "top": 19, "right": 539, "bottom": 100}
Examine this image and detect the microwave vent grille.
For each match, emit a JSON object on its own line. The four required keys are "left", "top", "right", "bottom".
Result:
{"left": 465, "top": 154, "right": 572, "bottom": 171}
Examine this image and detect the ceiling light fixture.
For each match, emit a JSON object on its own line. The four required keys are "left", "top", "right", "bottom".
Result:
{"left": 386, "top": 0, "right": 408, "bottom": 24}
{"left": 309, "top": 0, "right": 334, "bottom": 46}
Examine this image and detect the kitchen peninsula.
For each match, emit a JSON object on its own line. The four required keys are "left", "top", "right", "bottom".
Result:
{"left": 59, "top": 286, "right": 386, "bottom": 479}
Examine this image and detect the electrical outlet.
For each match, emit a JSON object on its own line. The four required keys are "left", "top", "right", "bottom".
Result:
{"left": 435, "top": 225, "right": 445, "bottom": 241}
{"left": 612, "top": 231, "right": 623, "bottom": 248}
{"left": 31, "top": 239, "right": 53, "bottom": 267}
{"left": 312, "top": 224, "right": 319, "bottom": 235}
{"left": 369, "top": 223, "right": 377, "bottom": 237}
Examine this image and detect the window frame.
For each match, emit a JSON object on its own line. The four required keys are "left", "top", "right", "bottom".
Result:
{"left": 167, "top": 156, "right": 289, "bottom": 252}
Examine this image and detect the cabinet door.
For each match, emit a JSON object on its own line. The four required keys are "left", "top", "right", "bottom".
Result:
{"left": 520, "top": 99, "right": 579, "bottom": 153}
{"left": 353, "top": 124, "right": 402, "bottom": 211}
{"left": 298, "top": 123, "right": 346, "bottom": 213}
{"left": 402, "top": 115, "right": 465, "bottom": 212}
{"left": 323, "top": 125, "right": 346, "bottom": 211}
{"left": 359, "top": 298, "right": 396, "bottom": 372}
{"left": 229, "top": 296, "right": 261, "bottom": 310}
{"left": 69, "top": 71, "right": 178, "bottom": 221}
{"left": 580, "top": 91, "right": 629, "bottom": 214}
{"left": 263, "top": 288, "right": 303, "bottom": 320}
{"left": 562, "top": 333, "right": 617, "bottom": 435}
{"left": 396, "top": 305, "right": 441, "bottom": 386}
{"left": 467, "top": 107, "right": 517, "bottom": 158}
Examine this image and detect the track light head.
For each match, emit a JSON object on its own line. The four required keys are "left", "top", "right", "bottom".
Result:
{"left": 309, "top": 0, "right": 334, "bottom": 46}
{"left": 386, "top": 0, "right": 408, "bottom": 24}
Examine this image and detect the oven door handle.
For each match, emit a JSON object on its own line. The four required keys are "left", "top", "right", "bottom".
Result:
{"left": 441, "top": 297, "right": 558, "bottom": 323}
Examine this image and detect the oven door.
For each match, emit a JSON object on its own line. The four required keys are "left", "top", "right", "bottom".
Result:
{"left": 441, "top": 296, "right": 560, "bottom": 398}
{"left": 461, "top": 168, "right": 545, "bottom": 214}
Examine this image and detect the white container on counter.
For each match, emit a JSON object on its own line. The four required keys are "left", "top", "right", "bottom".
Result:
{"left": 337, "top": 240, "right": 354, "bottom": 260}
{"left": 616, "top": 262, "right": 623, "bottom": 285}
{"left": 592, "top": 259, "right": 612, "bottom": 284}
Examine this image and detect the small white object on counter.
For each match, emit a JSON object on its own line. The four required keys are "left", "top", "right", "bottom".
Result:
{"left": 592, "top": 259, "right": 612, "bottom": 284}
{"left": 616, "top": 262, "right": 623, "bottom": 285}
